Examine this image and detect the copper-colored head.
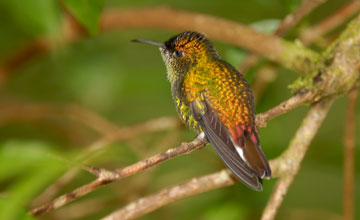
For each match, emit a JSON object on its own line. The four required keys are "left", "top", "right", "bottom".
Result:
{"left": 134, "top": 31, "right": 220, "bottom": 83}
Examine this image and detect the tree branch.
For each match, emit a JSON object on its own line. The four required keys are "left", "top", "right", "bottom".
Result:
{"left": 290, "top": 14, "right": 360, "bottom": 99}
{"left": 261, "top": 98, "right": 334, "bottom": 220}
{"left": 343, "top": 89, "right": 358, "bottom": 220}
{"left": 101, "top": 169, "right": 235, "bottom": 220}
{"left": 29, "top": 134, "right": 208, "bottom": 216}
{"left": 31, "top": 116, "right": 180, "bottom": 207}
{"left": 275, "top": 0, "right": 327, "bottom": 36}
{"left": 100, "top": 7, "right": 318, "bottom": 74}
{"left": 255, "top": 92, "right": 314, "bottom": 127}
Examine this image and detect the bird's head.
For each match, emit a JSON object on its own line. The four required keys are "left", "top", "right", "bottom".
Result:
{"left": 133, "top": 31, "right": 219, "bottom": 83}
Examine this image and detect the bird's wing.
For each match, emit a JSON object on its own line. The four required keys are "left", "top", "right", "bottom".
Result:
{"left": 189, "top": 96, "right": 263, "bottom": 191}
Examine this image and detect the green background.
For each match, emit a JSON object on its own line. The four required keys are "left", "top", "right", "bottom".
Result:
{"left": 0, "top": 0, "right": 359, "bottom": 219}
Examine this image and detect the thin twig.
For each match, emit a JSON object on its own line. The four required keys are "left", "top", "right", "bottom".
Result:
{"left": 275, "top": 0, "right": 327, "bottom": 35}
{"left": 31, "top": 116, "right": 180, "bottom": 206}
{"left": 300, "top": 1, "right": 360, "bottom": 45}
{"left": 29, "top": 135, "right": 208, "bottom": 216}
{"left": 343, "top": 89, "right": 358, "bottom": 220}
{"left": 239, "top": 0, "right": 326, "bottom": 73}
{"left": 255, "top": 92, "right": 314, "bottom": 127}
{"left": 261, "top": 98, "right": 334, "bottom": 220}
{"left": 101, "top": 170, "right": 235, "bottom": 220}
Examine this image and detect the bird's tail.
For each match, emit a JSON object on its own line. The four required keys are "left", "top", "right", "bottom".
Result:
{"left": 230, "top": 126, "right": 271, "bottom": 179}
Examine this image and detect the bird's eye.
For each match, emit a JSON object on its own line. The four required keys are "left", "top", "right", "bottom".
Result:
{"left": 174, "top": 50, "right": 184, "bottom": 58}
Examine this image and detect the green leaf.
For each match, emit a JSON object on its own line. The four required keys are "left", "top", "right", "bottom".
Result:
{"left": 0, "top": 141, "right": 63, "bottom": 180}
{"left": 251, "top": 19, "right": 281, "bottom": 34}
{"left": 0, "top": 0, "right": 61, "bottom": 37}
{"left": 0, "top": 141, "right": 68, "bottom": 220}
{"left": 62, "top": 0, "right": 105, "bottom": 35}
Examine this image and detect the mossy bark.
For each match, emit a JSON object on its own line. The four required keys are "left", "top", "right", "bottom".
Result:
{"left": 288, "top": 14, "right": 360, "bottom": 100}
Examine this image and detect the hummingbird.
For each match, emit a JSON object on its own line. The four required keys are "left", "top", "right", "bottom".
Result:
{"left": 133, "top": 31, "right": 271, "bottom": 191}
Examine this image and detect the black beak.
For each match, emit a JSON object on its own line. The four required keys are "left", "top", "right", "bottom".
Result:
{"left": 132, "top": 39, "right": 166, "bottom": 49}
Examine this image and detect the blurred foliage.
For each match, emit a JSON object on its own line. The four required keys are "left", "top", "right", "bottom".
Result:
{"left": 62, "top": 0, "right": 105, "bottom": 35}
{"left": 0, "top": 0, "right": 359, "bottom": 220}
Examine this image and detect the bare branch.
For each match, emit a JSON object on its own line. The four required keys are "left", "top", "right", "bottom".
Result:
{"left": 300, "top": 1, "right": 360, "bottom": 45}
{"left": 29, "top": 134, "right": 208, "bottom": 216}
{"left": 343, "top": 89, "right": 358, "bottom": 220}
{"left": 261, "top": 98, "right": 334, "bottom": 220}
{"left": 101, "top": 170, "right": 235, "bottom": 220}
{"left": 255, "top": 92, "right": 314, "bottom": 127}
{"left": 275, "top": 0, "right": 327, "bottom": 36}
{"left": 31, "top": 116, "right": 180, "bottom": 206}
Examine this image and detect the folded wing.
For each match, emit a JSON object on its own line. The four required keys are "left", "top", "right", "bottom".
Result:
{"left": 190, "top": 97, "right": 265, "bottom": 191}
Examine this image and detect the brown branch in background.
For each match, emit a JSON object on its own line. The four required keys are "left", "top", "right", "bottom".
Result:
{"left": 300, "top": 1, "right": 360, "bottom": 45}
{"left": 0, "top": 12, "right": 84, "bottom": 86}
{"left": 53, "top": 198, "right": 108, "bottom": 220}
{"left": 77, "top": 116, "right": 180, "bottom": 161}
{"left": 0, "top": 6, "right": 317, "bottom": 87}
{"left": 100, "top": 7, "right": 315, "bottom": 73}
{"left": 0, "top": 103, "right": 118, "bottom": 135}
{"left": 261, "top": 98, "right": 334, "bottom": 220}
{"left": 0, "top": 39, "right": 50, "bottom": 86}
{"left": 239, "top": 0, "right": 326, "bottom": 73}
{"left": 275, "top": 0, "right": 327, "bottom": 35}
{"left": 100, "top": 98, "right": 334, "bottom": 220}
{"left": 241, "top": 0, "right": 328, "bottom": 105}
{"left": 343, "top": 89, "right": 358, "bottom": 220}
